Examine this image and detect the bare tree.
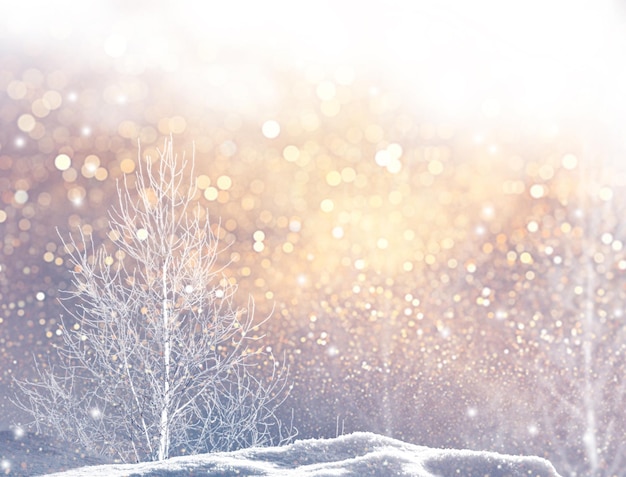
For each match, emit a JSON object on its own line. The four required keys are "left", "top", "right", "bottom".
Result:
{"left": 14, "top": 139, "right": 294, "bottom": 462}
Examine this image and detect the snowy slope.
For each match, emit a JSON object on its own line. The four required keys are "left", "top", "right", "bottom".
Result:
{"left": 22, "top": 432, "right": 562, "bottom": 477}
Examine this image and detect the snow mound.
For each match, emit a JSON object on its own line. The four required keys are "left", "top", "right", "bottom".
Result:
{"left": 34, "top": 432, "right": 562, "bottom": 477}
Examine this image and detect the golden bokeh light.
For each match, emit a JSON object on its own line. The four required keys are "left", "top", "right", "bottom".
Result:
{"left": 54, "top": 154, "right": 71, "bottom": 171}
{"left": 1, "top": 3, "right": 626, "bottom": 470}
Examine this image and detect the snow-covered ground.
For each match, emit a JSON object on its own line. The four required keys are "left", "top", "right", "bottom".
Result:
{"left": 0, "top": 429, "right": 108, "bottom": 476}
{"left": 2, "top": 431, "right": 562, "bottom": 477}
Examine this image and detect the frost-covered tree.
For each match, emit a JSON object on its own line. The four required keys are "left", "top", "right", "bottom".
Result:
{"left": 15, "top": 139, "right": 294, "bottom": 462}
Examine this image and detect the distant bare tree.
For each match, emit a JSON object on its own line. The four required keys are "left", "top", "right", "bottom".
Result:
{"left": 525, "top": 189, "right": 626, "bottom": 477}
{"left": 15, "top": 139, "right": 294, "bottom": 462}
{"left": 467, "top": 162, "right": 626, "bottom": 477}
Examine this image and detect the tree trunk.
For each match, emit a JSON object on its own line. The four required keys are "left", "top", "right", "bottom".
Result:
{"left": 159, "top": 261, "right": 171, "bottom": 461}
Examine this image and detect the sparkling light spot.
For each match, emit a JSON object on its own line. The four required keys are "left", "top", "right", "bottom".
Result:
{"left": 496, "top": 310, "right": 508, "bottom": 320}
{"left": 562, "top": 153, "right": 578, "bottom": 170}
{"left": 480, "top": 205, "right": 495, "bottom": 220}
{"left": 283, "top": 145, "right": 300, "bottom": 162}
{"left": 136, "top": 228, "right": 149, "bottom": 241}
{"left": 427, "top": 160, "right": 444, "bottom": 175}
{"left": 42, "top": 90, "right": 62, "bottom": 109}
{"left": 31, "top": 98, "right": 51, "bottom": 118}
{"left": 527, "top": 221, "right": 539, "bottom": 233}
{"left": 6, "top": 80, "right": 27, "bottom": 99}
{"left": 55, "top": 154, "right": 72, "bottom": 171}
{"left": 320, "top": 199, "right": 334, "bottom": 212}
{"left": 14, "top": 190, "right": 28, "bottom": 205}
{"left": 261, "top": 120, "right": 280, "bottom": 139}
{"left": 216, "top": 175, "right": 232, "bottom": 190}
{"left": 204, "top": 187, "right": 218, "bottom": 201}
{"left": 529, "top": 184, "right": 545, "bottom": 199}
{"left": 120, "top": 158, "right": 135, "bottom": 174}
{"left": 17, "top": 113, "right": 36, "bottom": 132}
{"left": 326, "top": 170, "right": 342, "bottom": 186}
{"left": 67, "top": 186, "right": 86, "bottom": 206}
{"left": 538, "top": 164, "right": 554, "bottom": 180}
{"left": 326, "top": 345, "right": 339, "bottom": 357}
{"left": 520, "top": 252, "right": 534, "bottom": 265}
{"left": 197, "top": 174, "right": 211, "bottom": 189}
{"left": 374, "top": 144, "right": 403, "bottom": 174}
{"left": 94, "top": 167, "right": 108, "bottom": 181}
{"left": 288, "top": 219, "right": 301, "bottom": 232}
{"left": 82, "top": 155, "right": 100, "bottom": 177}
{"left": 375, "top": 150, "right": 391, "bottom": 167}
{"left": 341, "top": 167, "right": 356, "bottom": 182}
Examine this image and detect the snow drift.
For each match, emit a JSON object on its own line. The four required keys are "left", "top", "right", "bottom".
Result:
{"left": 2, "top": 431, "right": 562, "bottom": 477}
